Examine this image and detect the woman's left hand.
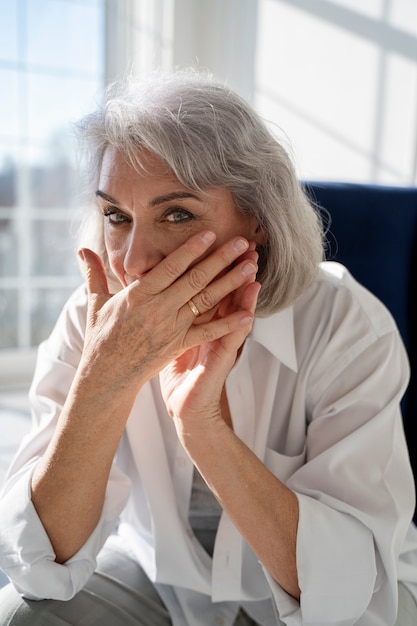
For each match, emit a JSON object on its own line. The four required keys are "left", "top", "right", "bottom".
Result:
{"left": 159, "top": 246, "right": 260, "bottom": 432}
{"left": 159, "top": 248, "right": 300, "bottom": 602}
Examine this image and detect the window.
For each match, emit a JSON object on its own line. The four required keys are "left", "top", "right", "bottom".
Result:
{"left": 0, "top": 0, "right": 105, "bottom": 349}
{"left": 2, "top": 0, "right": 416, "bottom": 351}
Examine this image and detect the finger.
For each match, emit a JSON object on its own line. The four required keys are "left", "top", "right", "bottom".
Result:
{"left": 203, "top": 283, "right": 261, "bottom": 375}
{"left": 233, "top": 240, "right": 257, "bottom": 266}
{"left": 139, "top": 232, "right": 252, "bottom": 302}
{"left": 217, "top": 270, "right": 259, "bottom": 319}
{"left": 78, "top": 248, "right": 111, "bottom": 296}
{"left": 185, "top": 308, "right": 255, "bottom": 351}
{"left": 219, "top": 282, "right": 261, "bottom": 346}
{"left": 188, "top": 257, "right": 258, "bottom": 318}
{"left": 216, "top": 247, "right": 258, "bottom": 314}
{"left": 240, "top": 280, "right": 261, "bottom": 315}
{"left": 138, "top": 230, "right": 217, "bottom": 295}
{"left": 181, "top": 236, "right": 251, "bottom": 298}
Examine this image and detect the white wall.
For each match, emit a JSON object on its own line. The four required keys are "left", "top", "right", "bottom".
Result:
{"left": 254, "top": 0, "right": 417, "bottom": 184}
{"left": 121, "top": 0, "right": 258, "bottom": 102}
{"left": 172, "top": 0, "right": 258, "bottom": 103}
{"left": 121, "top": 0, "right": 417, "bottom": 186}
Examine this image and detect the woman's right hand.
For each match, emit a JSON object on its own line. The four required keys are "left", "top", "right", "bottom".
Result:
{"left": 30, "top": 230, "right": 257, "bottom": 564}
{"left": 77, "top": 230, "right": 258, "bottom": 401}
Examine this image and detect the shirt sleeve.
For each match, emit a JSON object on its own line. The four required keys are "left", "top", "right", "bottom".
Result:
{"left": 0, "top": 457, "right": 130, "bottom": 600}
{"left": 266, "top": 283, "right": 414, "bottom": 624}
{"left": 0, "top": 285, "right": 131, "bottom": 600}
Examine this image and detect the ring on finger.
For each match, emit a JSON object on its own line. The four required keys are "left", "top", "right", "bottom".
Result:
{"left": 187, "top": 299, "right": 200, "bottom": 317}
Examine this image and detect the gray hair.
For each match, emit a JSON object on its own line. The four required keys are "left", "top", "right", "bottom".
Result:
{"left": 76, "top": 69, "right": 324, "bottom": 315}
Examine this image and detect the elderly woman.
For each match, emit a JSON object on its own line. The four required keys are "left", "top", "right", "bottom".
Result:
{"left": 0, "top": 70, "right": 416, "bottom": 626}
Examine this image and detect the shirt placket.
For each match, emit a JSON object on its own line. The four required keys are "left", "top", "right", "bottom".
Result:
{"left": 211, "top": 351, "right": 255, "bottom": 601}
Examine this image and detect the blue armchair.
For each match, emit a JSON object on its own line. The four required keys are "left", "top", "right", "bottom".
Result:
{"left": 304, "top": 182, "right": 417, "bottom": 517}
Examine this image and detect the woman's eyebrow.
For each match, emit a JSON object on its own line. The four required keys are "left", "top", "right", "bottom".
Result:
{"left": 95, "top": 189, "right": 201, "bottom": 208}
{"left": 150, "top": 191, "right": 201, "bottom": 206}
{"left": 95, "top": 190, "right": 120, "bottom": 205}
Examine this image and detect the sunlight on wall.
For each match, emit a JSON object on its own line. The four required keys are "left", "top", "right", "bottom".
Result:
{"left": 254, "top": 0, "right": 417, "bottom": 184}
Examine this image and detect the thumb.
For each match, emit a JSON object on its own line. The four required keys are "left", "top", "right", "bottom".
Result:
{"left": 78, "top": 248, "right": 110, "bottom": 297}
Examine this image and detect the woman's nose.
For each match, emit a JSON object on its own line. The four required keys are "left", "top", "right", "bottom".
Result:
{"left": 123, "top": 228, "right": 164, "bottom": 283}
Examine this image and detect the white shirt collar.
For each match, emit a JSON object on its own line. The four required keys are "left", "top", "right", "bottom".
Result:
{"left": 250, "top": 306, "right": 298, "bottom": 372}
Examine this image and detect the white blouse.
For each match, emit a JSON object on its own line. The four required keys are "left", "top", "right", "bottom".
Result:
{"left": 1, "top": 261, "right": 417, "bottom": 626}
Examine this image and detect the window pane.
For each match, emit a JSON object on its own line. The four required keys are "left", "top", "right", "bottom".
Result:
{"left": 0, "top": 290, "right": 18, "bottom": 348}
{"left": 26, "top": 0, "right": 104, "bottom": 74}
{"left": 0, "top": 0, "right": 104, "bottom": 349}
{"left": 29, "top": 146, "right": 80, "bottom": 209}
{"left": 0, "top": 69, "right": 20, "bottom": 140}
{"left": 27, "top": 73, "right": 102, "bottom": 143}
{"left": 0, "top": 0, "right": 19, "bottom": 63}
{"left": 0, "top": 218, "right": 18, "bottom": 276}
{"left": 0, "top": 152, "right": 17, "bottom": 207}
{"left": 31, "top": 219, "right": 79, "bottom": 276}
{"left": 31, "top": 287, "right": 78, "bottom": 345}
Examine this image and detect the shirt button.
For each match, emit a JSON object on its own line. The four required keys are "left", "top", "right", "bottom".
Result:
{"left": 214, "top": 618, "right": 224, "bottom": 626}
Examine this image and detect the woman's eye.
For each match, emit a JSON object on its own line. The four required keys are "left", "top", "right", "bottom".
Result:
{"left": 104, "top": 208, "right": 130, "bottom": 224}
{"left": 163, "top": 208, "right": 194, "bottom": 223}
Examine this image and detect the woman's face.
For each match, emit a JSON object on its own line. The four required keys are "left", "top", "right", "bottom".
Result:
{"left": 96, "top": 146, "right": 261, "bottom": 287}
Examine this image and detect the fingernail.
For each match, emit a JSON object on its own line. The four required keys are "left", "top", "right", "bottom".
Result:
{"left": 201, "top": 231, "right": 216, "bottom": 245}
{"left": 234, "top": 238, "right": 249, "bottom": 253}
{"left": 241, "top": 262, "right": 257, "bottom": 276}
{"left": 77, "top": 249, "right": 85, "bottom": 262}
{"left": 240, "top": 315, "right": 253, "bottom": 326}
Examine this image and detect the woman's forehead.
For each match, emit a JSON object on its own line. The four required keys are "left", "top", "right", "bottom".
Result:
{"left": 97, "top": 145, "right": 238, "bottom": 212}
{"left": 100, "top": 146, "right": 173, "bottom": 179}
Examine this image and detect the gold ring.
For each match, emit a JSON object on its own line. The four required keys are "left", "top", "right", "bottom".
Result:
{"left": 187, "top": 299, "right": 200, "bottom": 317}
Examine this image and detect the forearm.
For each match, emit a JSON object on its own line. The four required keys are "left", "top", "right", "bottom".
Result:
{"left": 31, "top": 372, "right": 137, "bottom": 564}
{"left": 31, "top": 234, "right": 257, "bottom": 564}
{"left": 178, "top": 417, "right": 300, "bottom": 599}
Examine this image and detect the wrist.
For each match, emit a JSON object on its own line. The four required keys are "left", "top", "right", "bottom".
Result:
{"left": 173, "top": 410, "right": 231, "bottom": 455}
{"left": 69, "top": 364, "right": 140, "bottom": 422}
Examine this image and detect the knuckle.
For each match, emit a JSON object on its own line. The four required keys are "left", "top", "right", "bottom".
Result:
{"left": 200, "top": 327, "right": 216, "bottom": 342}
{"left": 198, "top": 289, "right": 215, "bottom": 309}
{"left": 188, "top": 267, "right": 207, "bottom": 290}
{"left": 164, "top": 258, "right": 183, "bottom": 278}
{"left": 220, "top": 246, "right": 235, "bottom": 265}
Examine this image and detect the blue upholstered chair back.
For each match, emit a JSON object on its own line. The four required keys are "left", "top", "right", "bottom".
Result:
{"left": 304, "top": 182, "right": 417, "bottom": 515}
